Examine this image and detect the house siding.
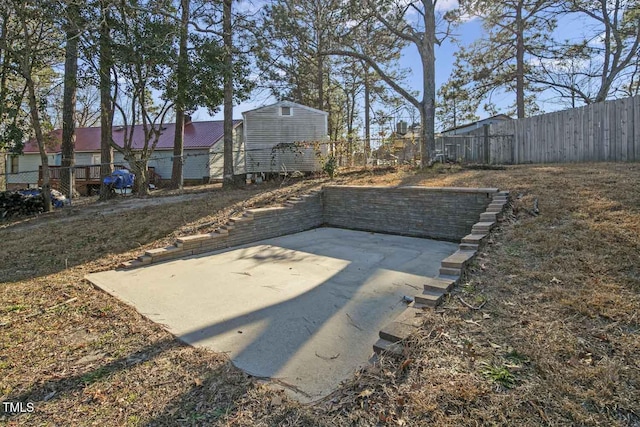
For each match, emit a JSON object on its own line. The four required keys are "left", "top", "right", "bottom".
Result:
{"left": 209, "top": 125, "right": 246, "bottom": 179}
{"left": 6, "top": 154, "right": 42, "bottom": 186}
{"left": 243, "top": 102, "right": 328, "bottom": 173}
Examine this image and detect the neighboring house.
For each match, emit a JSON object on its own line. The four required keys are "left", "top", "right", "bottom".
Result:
{"left": 388, "top": 122, "right": 421, "bottom": 164}
{"left": 441, "top": 114, "right": 512, "bottom": 136}
{"left": 5, "top": 119, "right": 244, "bottom": 192}
{"left": 242, "top": 101, "right": 329, "bottom": 174}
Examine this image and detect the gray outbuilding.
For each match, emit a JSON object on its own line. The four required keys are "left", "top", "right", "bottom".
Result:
{"left": 242, "top": 101, "right": 329, "bottom": 174}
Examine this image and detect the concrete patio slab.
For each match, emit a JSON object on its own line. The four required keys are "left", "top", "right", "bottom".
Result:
{"left": 86, "top": 227, "right": 457, "bottom": 402}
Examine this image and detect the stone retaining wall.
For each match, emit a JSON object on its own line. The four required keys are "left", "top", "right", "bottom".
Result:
{"left": 323, "top": 186, "right": 496, "bottom": 241}
{"left": 122, "top": 185, "right": 499, "bottom": 269}
{"left": 121, "top": 190, "right": 323, "bottom": 268}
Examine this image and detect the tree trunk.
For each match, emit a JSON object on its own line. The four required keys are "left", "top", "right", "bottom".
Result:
{"left": 27, "top": 79, "right": 52, "bottom": 212}
{"left": 515, "top": 0, "right": 525, "bottom": 118}
{"left": 364, "top": 67, "right": 370, "bottom": 163}
{"left": 99, "top": 0, "right": 114, "bottom": 200}
{"left": 170, "top": 0, "right": 189, "bottom": 190}
{"left": 420, "top": 0, "right": 436, "bottom": 167}
{"left": 222, "top": 0, "right": 234, "bottom": 188}
{"left": 0, "top": 17, "right": 9, "bottom": 134}
{"left": 126, "top": 155, "right": 149, "bottom": 195}
{"left": 61, "top": 0, "right": 79, "bottom": 199}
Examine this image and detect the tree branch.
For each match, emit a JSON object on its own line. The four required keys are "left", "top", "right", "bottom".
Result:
{"left": 322, "top": 49, "right": 421, "bottom": 110}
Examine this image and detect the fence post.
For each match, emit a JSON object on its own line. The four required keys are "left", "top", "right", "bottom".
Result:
{"left": 68, "top": 166, "right": 73, "bottom": 205}
{"left": 483, "top": 124, "right": 490, "bottom": 164}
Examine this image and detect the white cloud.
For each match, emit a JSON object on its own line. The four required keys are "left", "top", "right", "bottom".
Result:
{"left": 435, "top": 0, "right": 459, "bottom": 12}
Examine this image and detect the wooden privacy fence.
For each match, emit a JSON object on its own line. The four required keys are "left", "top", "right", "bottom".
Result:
{"left": 489, "top": 95, "right": 640, "bottom": 164}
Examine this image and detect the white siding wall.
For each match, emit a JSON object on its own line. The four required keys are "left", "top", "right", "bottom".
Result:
{"left": 7, "top": 154, "right": 42, "bottom": 185}
{"left": 243, "top": 104, "right": 328, "bottom": 173}
{"left": 209, "top": 126, "right": 246, "bottom": 179}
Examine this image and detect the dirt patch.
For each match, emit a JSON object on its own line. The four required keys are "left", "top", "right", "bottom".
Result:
{"left": 1, "top": 164, "right": 639, "bottom": 426}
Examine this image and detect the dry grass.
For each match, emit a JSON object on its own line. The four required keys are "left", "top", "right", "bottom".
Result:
{"left": 1, "top": 163, "right": 639, "bottom": 426}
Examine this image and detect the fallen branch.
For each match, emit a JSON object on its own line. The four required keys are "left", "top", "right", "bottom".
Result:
{"left": 346, "top": 313, "right": 363, "bottom": 331}
{"left": 315, "top": 351, "right": 340, "bottom": 360}
{"left": 46, "top": 297, "right": 78, "bottom": 312}
{"left": 458, "top": 295, "right": 487, "bottom": 310}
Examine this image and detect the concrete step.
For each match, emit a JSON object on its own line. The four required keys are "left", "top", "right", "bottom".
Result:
{"left": 379, "top": 321, "right": 416, "bottom": 343}
{"left": 373, "top": 338, "right": 403, "bottom": 356}
{"left": 442, "top": 250, "right": 476, "bottom": 269}
{"left": 439, "top": 266, "right": 461, "bottom": 277}
{"left": 423, "top": 277, "right": 456, "bottom": 293}
{"left": 414, "top": 290, "right": 444, "bottom": 307}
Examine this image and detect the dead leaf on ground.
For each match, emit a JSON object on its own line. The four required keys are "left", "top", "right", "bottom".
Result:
{"left": 358, "top": 389, "right": 373, "bottom": 398}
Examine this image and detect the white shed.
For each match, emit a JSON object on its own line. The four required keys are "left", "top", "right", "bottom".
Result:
{"left": 242, "top": 101, "right": 328, "bottom": 174}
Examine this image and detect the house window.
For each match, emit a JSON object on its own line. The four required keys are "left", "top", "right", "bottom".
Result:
{"left": 10, "top": 155, "right": 18, "bottom": 173}
{"left": 281, "top": 106, "right": 292, "bottom": 116}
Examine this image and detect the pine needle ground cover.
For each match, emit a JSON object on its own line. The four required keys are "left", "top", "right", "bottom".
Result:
{"left": 1, "top": 163, "right": 638, "bottom": 426}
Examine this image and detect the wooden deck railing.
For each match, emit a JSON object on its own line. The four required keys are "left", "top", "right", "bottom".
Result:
{"left": 39, "top": 164, "right": 161, "bottom": 184}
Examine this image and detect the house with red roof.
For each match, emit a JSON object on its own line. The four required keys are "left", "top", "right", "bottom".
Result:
{"left": 5, "top": 119, "right": 244, "bottom": 192}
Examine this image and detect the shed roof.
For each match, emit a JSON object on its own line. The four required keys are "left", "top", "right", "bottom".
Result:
{"left": 441, "top": 114, "right": 512, "bottom": 135}
{"left": 241, "top": 101, "right": 329, "bottom": 117}
{"left": 22, "top": 120, "right": 242, "bottom": 153}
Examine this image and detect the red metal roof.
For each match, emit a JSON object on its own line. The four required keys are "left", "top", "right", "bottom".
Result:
{"left": 22, "top": 120, "right": 242, "bottom": 153}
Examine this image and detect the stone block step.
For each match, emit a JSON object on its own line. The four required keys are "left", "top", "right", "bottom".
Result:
{"left": 439, "top": 266, "right": 461, "bottom": 277}
{"left": 414, "top": 290, "right": 444, "bottom": 307}
{"left": 119, "top": 260, "right": 142, "bottom": 269}
{"left": 437, "top": 274, "right": 460, "bottom": 284}
{"left": 379, "top": 321, "right": 416, "bottom": 343}
{"left": 229, "top": 216, "right": 252, "bottom": 224}
{"left": 393, "top": 307, "right": 426, "bottom": 328}
{"left": 486, "top": 205, "right": 505, "bottom": 213}
{"left": 459, "top": 243, "right": 479, "bottom": 251}
{"left": 145, "top": 245, "right": 181, "bottom": 260}
{"left": 441, "top": 250, "right": 476, "bottom": 269}
{"left": 472, "top": 221, "right": 495, "bottom": 233}
{"left": 480, "top": 212, "right": 498, "bottom": 222}
{"left": 373, "top": 338, "right": 403, "bottom": 356}
{"left": 423, "top": 277, "right": 456, "bottom": 293}
{"left": 462, "top": 233, "right": 486, "bottom": 245}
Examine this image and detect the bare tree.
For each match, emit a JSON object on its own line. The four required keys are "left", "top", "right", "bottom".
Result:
{"left": 326, "top": 0, "right": 456, "bottom": 166}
